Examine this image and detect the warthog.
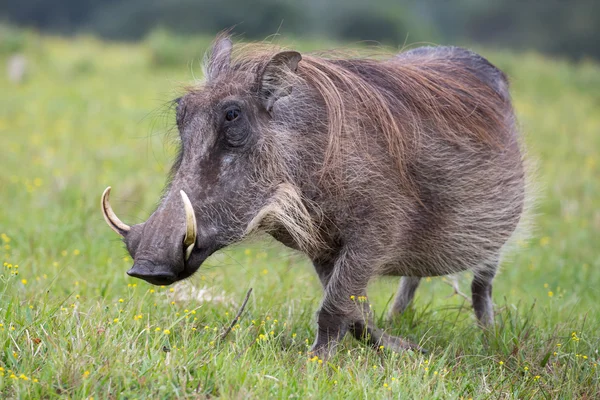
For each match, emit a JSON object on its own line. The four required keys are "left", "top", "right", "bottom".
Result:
{"left": 101, "top": 35, "right": 527, "bottom": 356}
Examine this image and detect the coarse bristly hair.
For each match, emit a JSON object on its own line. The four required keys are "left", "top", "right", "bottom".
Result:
{"left": 201, "top": 39, "right": 513, "bottom": 194}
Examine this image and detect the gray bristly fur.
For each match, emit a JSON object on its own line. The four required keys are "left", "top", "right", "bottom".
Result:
{"left": 471, "top": 262, "right": 498, "bottom": 328}
{"left": 389, "top": 277, "right": 421, "bottom": 318}
{"left": 108, "top": 35, "right": 532, "bottom": 359}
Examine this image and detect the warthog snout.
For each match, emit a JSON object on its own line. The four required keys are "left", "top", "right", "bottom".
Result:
{"left": 126, "top": 260, "right": 178, "bottom": 286}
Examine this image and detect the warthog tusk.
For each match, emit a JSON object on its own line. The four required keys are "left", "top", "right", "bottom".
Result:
{"left": 180, "top": 190, "right": 197, "bottom": 260}
{"left": 101, "top": 187, "right": 131, "bottom": 236}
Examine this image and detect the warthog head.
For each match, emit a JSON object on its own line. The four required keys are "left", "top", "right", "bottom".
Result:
{"left": 101, "top": 37, "right": 318, "bottom": 285}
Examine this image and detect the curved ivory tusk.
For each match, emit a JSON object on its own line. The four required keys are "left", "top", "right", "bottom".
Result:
{"left": 180, "top": 190, "right": 197, "bottom": 260}
{"left": 101, "top": 186, "right": 131, "bottom": 236}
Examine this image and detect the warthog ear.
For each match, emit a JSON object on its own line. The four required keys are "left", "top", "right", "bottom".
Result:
{"left": 205, "top": 36, "right": 233, "bottom": 81}
{"left": 258, "top": 51, "right": 302, "bottom": 113}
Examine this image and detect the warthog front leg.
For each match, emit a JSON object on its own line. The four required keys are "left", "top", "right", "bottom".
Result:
{"left": 310, "top": 251, "right": 423, "bottom": 358}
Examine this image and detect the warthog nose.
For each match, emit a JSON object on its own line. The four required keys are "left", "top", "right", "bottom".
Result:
{"left": 127, "top": 260, "right": 177, "bottom": 286}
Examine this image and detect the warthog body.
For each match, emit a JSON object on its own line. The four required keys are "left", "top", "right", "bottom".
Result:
{"left": 102, "top": 35, "right": 527, "bottom": 355}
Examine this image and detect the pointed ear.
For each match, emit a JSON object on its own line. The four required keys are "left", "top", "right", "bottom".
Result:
{"left": 257, "top": 51, "right": 302, "bottom": 113}
{"left": 205, "top": 36, "right": 233, "bottom": 81}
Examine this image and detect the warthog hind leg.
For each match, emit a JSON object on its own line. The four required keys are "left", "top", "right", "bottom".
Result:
{"left": 388, "top": 276, "right": 421, "bottom": 319}
{"left": 471, "top": 262, "right": 497, "bottom": 327}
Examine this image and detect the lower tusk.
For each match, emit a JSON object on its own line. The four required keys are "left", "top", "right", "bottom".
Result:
{"left": 180, "top": 190, "right": 197, "bottom": 260}
{"left": 185, "top": 244, "right": 194, "bottom": 260}
{"left": 101, "top": 187, "right": 131, "bottom": 236}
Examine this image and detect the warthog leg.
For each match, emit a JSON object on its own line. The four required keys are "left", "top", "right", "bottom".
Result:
{"left": 388, "top": 276, "right": 421, "bottom": 319}
{"left": 310, "top": 254, "right": 357, "bottom": 358}
{"left": 471, "top": 263, "right": 497, "bottom": 327}
{"left": 310, "top": 310, "right": 351, "bottom": 358}
{"left": 310, "top": 251, "right": 423, "bottom": 358}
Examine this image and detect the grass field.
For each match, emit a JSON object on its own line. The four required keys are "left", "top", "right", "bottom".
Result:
{"left": 1, "top": 31, "right": 599, "bottom": 398}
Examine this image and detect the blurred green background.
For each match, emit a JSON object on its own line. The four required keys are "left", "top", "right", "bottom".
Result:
{"left": 1, "top": 0, "right": 599, "bottom": 60}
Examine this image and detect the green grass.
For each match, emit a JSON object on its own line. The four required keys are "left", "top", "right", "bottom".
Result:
{"left": 1, "top": 32, "right": 599, "bottom": 399}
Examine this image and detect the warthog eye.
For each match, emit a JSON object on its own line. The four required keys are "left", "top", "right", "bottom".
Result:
{"left": 225, "top": 108, "right": 240, "bottom": 122}
{"left": 222, "top": 105, "right": 247, "bottom": 147}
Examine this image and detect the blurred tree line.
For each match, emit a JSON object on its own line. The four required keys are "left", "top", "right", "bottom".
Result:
{"left": 0, "top": 0, "right": 598, "bottom": 59}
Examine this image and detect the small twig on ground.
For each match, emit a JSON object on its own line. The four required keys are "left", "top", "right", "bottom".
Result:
{"left": 443, "top": 277, "right": 472, "bottom": 304}
{"left": 220, "top": 288, "right": 253, "bottom": 341}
